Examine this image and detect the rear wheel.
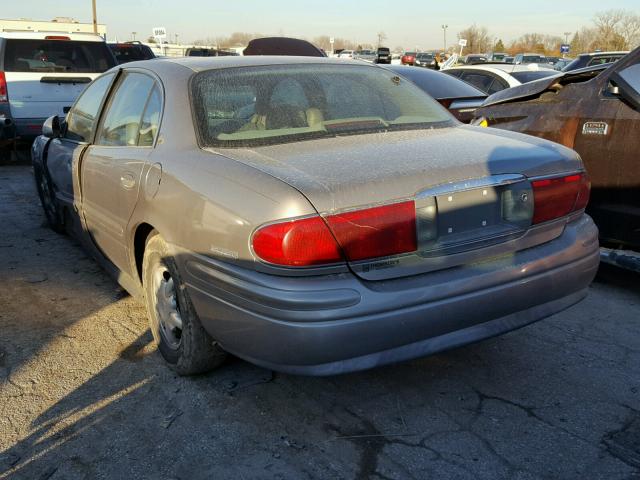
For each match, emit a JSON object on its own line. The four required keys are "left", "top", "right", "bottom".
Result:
{"left": 34, "top": 163, "right": 64, "bottom": 233}
{"left": 142, "top": 233, "right": 226, "bottom": 375}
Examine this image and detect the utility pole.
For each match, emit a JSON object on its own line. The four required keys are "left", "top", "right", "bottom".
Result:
{"left": 131, "top": 31, "right": 137, "bottom": 41}
{"left": 441, "top": 24, "right": 448, "bottom": 53}
{"left": 91, "top": 0, "right": 98, "bottom": 34}
{"left": 564, "top": 31, "right": 571, "bottom": 44}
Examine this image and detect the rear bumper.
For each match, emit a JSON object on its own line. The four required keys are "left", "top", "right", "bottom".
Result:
{"left": 178, "top": 215, "right": 599, "bottom": 375}
{"left": 0, "top": 116, "right": 46, "bottom": 142}
{"left": 12, "top": 117, "right": 46, "bottom": 140}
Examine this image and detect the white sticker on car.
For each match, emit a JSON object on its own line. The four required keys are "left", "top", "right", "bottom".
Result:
{"left": 582, "top": 121, "right": 609, "bottom": 136}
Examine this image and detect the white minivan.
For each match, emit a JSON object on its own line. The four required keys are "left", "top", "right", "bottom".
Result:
{"left": 0, "top": 32, "right": 116, "bottom": 148}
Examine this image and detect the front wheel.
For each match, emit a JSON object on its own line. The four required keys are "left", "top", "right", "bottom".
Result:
{"left": 142, "top": 234, "right": 226, "bottom": 375}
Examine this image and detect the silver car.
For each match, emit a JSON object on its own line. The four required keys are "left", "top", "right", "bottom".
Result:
{"left": 32, "top": 56, "right": 599, "bottom": 375}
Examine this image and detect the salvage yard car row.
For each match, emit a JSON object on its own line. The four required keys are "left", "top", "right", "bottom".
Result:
{"left": 2, "top": 32, "right": 639, "bottom": 375}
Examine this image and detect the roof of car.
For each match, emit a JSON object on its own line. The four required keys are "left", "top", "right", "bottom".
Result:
{"left": 123, "top": 55, "right": 367, "bottom": 72}
{"left": 449, "top": 63, "right": 555, "bottom": 73}
{"left": 0, "top": 31, "right": 105, "bottom": 42}
{"left": 577, "top": 51, "right": 629, "bottom": 57}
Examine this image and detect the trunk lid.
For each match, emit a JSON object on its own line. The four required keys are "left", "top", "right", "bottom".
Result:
{"left": 211, "top": 126, "right": 583, "bottom": 279}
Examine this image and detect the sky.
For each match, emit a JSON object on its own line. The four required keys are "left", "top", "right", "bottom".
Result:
{"left": 3, "top": 1, "right": 639, "bottom": 49}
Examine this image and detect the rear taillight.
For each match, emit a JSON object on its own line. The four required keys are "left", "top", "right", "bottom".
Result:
{"left": 531, "top": 172, "right": 590, "bottom": 224}
{"left": 0, "top": 72, "right": 7, "bottom": 103}
{"left": 252, "top": 201, "right": 417, "bottom": 267}
{"left": 44, "top": 36, "right": 70, "bottom": 40}
{"left": 252, "top": 216, "right": 343, "bottom": 267}
{"left": 325, "top": 201, "right": 417, "bottom": 262}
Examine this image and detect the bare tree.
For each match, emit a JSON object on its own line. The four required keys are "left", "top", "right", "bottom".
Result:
{"left": 593, "top": 10, "right": 627, "bottom": 50}
{"left": 618, "top": 11, "right": 640, "bottom": 48}
{"left": 377, "top": 31, "right": 387, "bottom": 47}
{"left": 457, "top": 24, "right": 491, "bottom": 53}
{"left": 570, "top": 27, "right": 597, "bottom": 54}
{"left": 591, "top": 9, "right": 640, "bottom": 50}
{"left": 508, "top": 33, "right": 564, "bottom": 55}
{"left": 312, "top": 35, "right": 331, "bottom": 51}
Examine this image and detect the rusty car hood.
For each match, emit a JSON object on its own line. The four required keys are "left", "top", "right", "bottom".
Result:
{"left": 481, "top": 64, "right": 611, "bottom": 108}
{"left": 209, "top": 126, "right": 582, "bottom": 213}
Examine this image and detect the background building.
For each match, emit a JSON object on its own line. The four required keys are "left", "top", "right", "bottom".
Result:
{"left": 0, "top": 17, "right": 106, "bottom": 36}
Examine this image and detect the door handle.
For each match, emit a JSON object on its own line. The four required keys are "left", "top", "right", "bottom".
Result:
{"left": 120, "top": 173, "right": 136, "bottom": 190}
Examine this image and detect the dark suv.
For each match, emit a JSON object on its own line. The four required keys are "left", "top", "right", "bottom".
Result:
{"left": 374, "top": 47, "right": 391, "bottom": 64}
{"left": 562, "top": 51, "right": 629, "bottom": 72}
{"left": 108, "top": 42, "right": 155, "bottom": 64}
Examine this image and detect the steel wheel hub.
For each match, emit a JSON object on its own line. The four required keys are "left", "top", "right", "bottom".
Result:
{"left": 152, "top": 264, "right": 183, "bottom": 350}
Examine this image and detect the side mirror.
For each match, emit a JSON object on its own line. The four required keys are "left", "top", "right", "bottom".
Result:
{"left": 42, "top": 115, "right": 61, "bottom": 138}
{"left": 609, "top": 64, "right": 640, "bottom": 110}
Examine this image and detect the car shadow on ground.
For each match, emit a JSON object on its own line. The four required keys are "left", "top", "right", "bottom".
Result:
{"left": 2, "top": 305, "right": 639, "bottom": 480}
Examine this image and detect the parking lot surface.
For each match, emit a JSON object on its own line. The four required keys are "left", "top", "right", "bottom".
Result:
{"left": 1, "top": 164, "right": 639, "bottom": 480}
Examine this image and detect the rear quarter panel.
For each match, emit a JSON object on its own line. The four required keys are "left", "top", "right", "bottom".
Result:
{"left": 123, "top": 62, "right": 320, "bottom": 277}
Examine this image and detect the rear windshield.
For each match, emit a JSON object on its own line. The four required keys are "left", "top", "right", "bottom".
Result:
{"left": 522, "top": 56, "right": 545, "bottom": 63}
{"left": 108, "top": 44, "right": 155, "bottom": 64}
{"left": 191, "top": 64, "right": 454, "bottom": 148}
{"left": 188, "top": 49, "right": 219, "bottom": 57}
{"left": 3, "top": 39, "right": 115, "bottom": 73}
{"left": 511, "top": 70, "right": 558, "bottom": 83}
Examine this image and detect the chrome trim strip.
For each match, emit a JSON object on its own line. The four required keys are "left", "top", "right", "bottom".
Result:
{"left": 415, "top": 174, "right": 525, "bottom": 198}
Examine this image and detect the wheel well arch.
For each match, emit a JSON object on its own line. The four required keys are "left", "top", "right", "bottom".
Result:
{"left": 133, "top": 222, "right": 156, "bottom": 282}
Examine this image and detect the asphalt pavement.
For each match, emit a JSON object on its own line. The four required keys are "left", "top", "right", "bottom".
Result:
{"left": 1, "top": 164, "right": 639, "bottom": 480}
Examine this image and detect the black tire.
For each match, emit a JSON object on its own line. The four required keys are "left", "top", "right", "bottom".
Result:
{"left": 0, "top": 147, "right": 10, "bottom": 163}
{"left": 142, "top": 233, "right": 226, "bottom": 375}
{"left": 34, "top": 163, "right": 65, "bottom": 233}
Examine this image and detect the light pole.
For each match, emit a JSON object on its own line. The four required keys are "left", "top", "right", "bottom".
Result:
{"left": 91, "top": 0, "right": 98, "bottom": 34}
{"left": 441, "top": 24, "right": 448, "bottom": 53}
{"left": 131, "top": 31, "right": 137, "bottom": 41}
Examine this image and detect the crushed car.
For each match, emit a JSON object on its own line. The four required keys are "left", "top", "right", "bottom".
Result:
{"left": 243, "top": 37, "right": 325, "bottom": 57}
{"left": 473, "top": 47, "right": 640, "bottom": 267}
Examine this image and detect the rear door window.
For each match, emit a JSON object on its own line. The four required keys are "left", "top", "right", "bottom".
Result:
{"left": 3, "top": 39, "right": 115, "bottom": 73}
{"left": 459, "top": 71, "right": 496, "bottom": 93}
{"left": 445, "top": 69, "right": 463, "bottom": 78}
{"left": 96, "top": 72, "right": 155, "bottom": 146}
{"left": 65, "top": 73, "right": 115, "bottom": 142}
{"left": 138, "top": 85, "right": 162, "bottom": 146}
